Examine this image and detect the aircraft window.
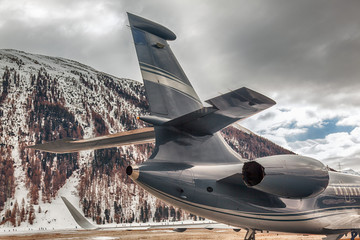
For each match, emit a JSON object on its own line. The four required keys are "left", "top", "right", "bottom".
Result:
{"left": 352, "top": 188, "right": 357, "bottom": 196}
{"left": 343, "top": 187, "right": 348, "bottom": 196}
{"left": 177, "top": 187, "right": 184, "bottom": 193}
{"left": 349, "top": 188, "right": 354, "bottom": 196}
{"left": 207, "top": 187, "right": 213, "bottom": 193}
{"left": 132, "top": 28, "right": 147, "bottom": 45}
{"left": 338, "top": 187, "right": 343, "bottom": 195}
{"left": 334, "top": 187, "right": 339, "bottom": 195}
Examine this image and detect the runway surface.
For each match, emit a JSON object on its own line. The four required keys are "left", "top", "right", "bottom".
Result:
{"left": 0, "top": 229, "right": 331, "bottom": 240}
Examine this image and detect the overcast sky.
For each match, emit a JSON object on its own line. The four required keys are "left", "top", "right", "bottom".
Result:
{"left": 1, "top": 0, "right": 360, "bottom": 170}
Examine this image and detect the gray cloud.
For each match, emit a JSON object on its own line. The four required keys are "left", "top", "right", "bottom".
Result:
{"left": 129, "top": 1, "right": 360, "bottom": 110}
{"left": 323, "top": 150, "right": 360, "bottom": 171}
{"left": 1, "top": 1, "right": 359, "bottom": 107}
{"left": 257, "top": 111, "right": 276, "bottom": 121}
{"left": 187, "top": 0, "right": 360, "bottom": 108}
{"left": 1, "top": 0, "right": 360, "bottom": 167}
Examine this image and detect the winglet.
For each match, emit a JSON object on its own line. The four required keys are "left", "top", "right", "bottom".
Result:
{"left": 61, "top": 196, "right": 97, "bottom": 229}
{"left": 127, "top": 12, "right": 176, "bottom": 40}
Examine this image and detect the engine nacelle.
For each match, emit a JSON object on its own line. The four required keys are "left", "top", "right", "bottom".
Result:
{"left": 242, "top": 155, "right": 329, "bottom": 199}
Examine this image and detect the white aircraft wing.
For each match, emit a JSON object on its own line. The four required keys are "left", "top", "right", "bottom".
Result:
{"left": 61, "top": 197, "right": 237, "bottom": 232}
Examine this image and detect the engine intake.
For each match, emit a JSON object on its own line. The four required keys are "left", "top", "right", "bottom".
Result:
{"left": 242, "top": 155, "right": 329, "bottom": 199}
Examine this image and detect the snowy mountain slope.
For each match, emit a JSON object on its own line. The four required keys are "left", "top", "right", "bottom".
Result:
{"left": 0, "top": 49, "right": 153, "bottom": 229}
{"left": 0, "top": 49, "right": 293, "bottom": 230}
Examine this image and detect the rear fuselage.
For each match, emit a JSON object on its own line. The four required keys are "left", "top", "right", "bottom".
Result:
{"left": 130, "top": 162, "right": 360, "bottom": 235}
{"left": 126, "top": 13, "right": 360, "bottom": 236}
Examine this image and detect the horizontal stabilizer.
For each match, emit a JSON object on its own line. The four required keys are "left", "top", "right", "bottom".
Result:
{"left": 61, "top": 197, "right": 96, "bottom": 230}
{"left": 159, "top": 87, "right": 275, "bottom": 135}
{"left": 63, "top": 194, "right": 232, "bottom": 231}
{"left": 27, "top": 127, "right": 155, "bottom": 153}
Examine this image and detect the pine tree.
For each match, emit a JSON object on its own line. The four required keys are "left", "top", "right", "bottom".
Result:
{"left": 28, "top": 204, "right": 35, "bottom": 225}
{"left": 20, "top": 198, "right": 25, "bottom": 222}
{"left": 10, "top": 200, "right": 19, "bottom": 226}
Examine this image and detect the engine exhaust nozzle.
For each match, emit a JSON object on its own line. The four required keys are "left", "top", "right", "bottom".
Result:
{"left": 126, "top": 165, "right": 139, "bottom": 180}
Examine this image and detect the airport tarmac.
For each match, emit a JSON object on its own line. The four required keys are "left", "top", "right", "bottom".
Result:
{"left": 0, "top": 229, "right": 335, "bottom": 240}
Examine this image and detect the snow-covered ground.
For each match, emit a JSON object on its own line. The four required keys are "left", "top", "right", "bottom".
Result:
{"left": 0, "top": 172, "right": 81, "bottom": 233}
{"left": 0, "top": 49, "right": 155, "bottom": 230}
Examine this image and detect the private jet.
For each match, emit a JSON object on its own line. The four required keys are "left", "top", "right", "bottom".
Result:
{"left": 29, "top": 13, "right": 360, "bottom": 240}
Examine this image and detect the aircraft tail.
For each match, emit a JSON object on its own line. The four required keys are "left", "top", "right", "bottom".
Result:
{"left": 128, "top": 13, "right": 276, "bottom": 164}
{"left": 128, "top": 13, "right": 203, "bottom": 119}
{"left": 27, "top": 14, "right": 275, "bottom": 165}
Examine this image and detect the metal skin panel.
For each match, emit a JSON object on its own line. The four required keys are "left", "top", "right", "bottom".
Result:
{"left": 133, "top": 164, "right": 360, "bottom": 235}
{"left": 127, "top": 13, "right": 176, "bottom": 41}
{"left": 126, "top": 14, "right": 360, "bottom": 238}
{"left": 149, "top": 127, "right": 243, "bottom": 164}
{"left": 162, "top": 87, "right": 276, "bottom": 136}
{"left": 249, "top": 155, "right": 329, "bottom": 198}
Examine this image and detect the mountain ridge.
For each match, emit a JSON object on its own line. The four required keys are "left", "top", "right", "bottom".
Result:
{"left": 0, "top": 49, "right": 293, "bottom": 230}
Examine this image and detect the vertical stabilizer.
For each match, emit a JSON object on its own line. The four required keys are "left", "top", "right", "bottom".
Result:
{"left": 128, "top": 13, "right": 203, "bottom": 119}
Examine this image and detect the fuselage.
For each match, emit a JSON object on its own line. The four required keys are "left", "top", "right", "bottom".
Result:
{"left": 125, "top": 13, "right": 359, "bottom": 236}
{"left": 130, "top": 162, "right": 360, "bottom": 235}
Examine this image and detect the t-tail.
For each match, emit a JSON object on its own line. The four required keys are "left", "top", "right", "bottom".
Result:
{"left": 28, "top": 13, "right": 275, "bottom": 163}
{"left": 127, "top": 13, "right": 276, "bottom": 164}
{"left": 127, "top": 13, "right": 203, "bottom": 119}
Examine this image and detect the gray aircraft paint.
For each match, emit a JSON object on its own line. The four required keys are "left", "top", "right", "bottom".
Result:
{"left": 126, "top": 13, "right": 360, "bottom": 239}
{"left": 29, "top": 13, "right": 360, "bottom": 240}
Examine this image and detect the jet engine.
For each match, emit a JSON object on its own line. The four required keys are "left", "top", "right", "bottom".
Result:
{"left": 242, "top": 155, "right": 329, "bottom": 199}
